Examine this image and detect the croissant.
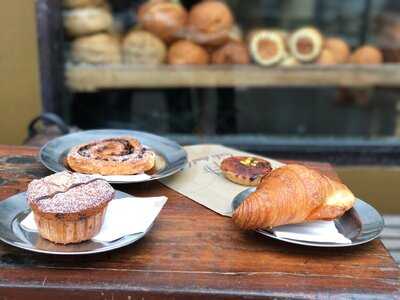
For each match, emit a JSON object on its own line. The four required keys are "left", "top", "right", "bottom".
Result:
{"left": 232, "top": 164, "right": 355, "bottom": 229}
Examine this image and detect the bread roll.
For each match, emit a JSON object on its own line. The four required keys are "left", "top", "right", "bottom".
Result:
{"left": 349, "top": 46, "right": 383, "bottom": 64}
{"left": 316, "top": 49, "right": 337, "bottom": 65}
{"left": 122, "top": 30, "right": 167, "bottom": 64}
{"left": 211, "top": 41, "right": 250, "bottom": 65}
{"left": 168, "top": 40, "right": 209, "bottom": 65}
{"left": 187, "top": 0, "right": 234, "bottom": 46}
{"left": 138, "top": 0, "right": 188, "bottom": 43}
{"left": 63, "top": 7, "right": 113, "bottom": 37}
{"left": 71, "top": 33, "right": 121, "bottom": 64}
{"left": 325, "top": 37, "right": 350, "bottom": 64}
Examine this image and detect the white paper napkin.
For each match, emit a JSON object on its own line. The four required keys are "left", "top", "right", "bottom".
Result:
{"left": 96, "top": 173, "right": 152, "bottom": 182}
{"left": 21, "top": 196, "right": 167, "bottom": 242}
{"left": 271, "top": 221, "right": 351, "bottom": 244}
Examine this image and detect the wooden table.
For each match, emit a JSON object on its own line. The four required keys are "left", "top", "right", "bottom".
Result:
{"left": 0, "top": 145, "right": 399, "bottom": 299}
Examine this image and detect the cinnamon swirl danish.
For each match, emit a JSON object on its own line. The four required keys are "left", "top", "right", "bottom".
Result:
{"left": 66, "top": 137, "right": 156, "bottom": 175}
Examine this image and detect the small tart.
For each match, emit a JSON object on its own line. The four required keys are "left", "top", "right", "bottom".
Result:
{"left": 220, "top": 156, "right": 272, "bottom": 186}
{"left": 66, "top": 136, "right": 155, "bottom": 175}
{"left": 249, "top": 30, "right": 287, "bottom": 66}
{"left": 27, "top": 171, "right": 114, "bottom": 244}
{"left": 288, "top": 27, "right": 323, "bottom": 62}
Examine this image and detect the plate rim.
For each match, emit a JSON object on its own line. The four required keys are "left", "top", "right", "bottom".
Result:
{"left": 38, "top": 129, "right": 188, "bottom": 184}
{"left": 0, "top": 190, "right": 151, "bottom": 255}
{"left": 232, "top": 188, "right": 385, "bottom": 248}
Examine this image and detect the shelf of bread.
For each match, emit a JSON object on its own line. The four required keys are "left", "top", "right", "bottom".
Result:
{"left": 63, "top": 0, "right": 400, "bottom": 91}
{"left": 66, "top": 63, "right": 400, "bottom": 91}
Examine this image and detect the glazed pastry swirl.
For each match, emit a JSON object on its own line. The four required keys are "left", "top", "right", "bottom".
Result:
{"left": 67, "top": 137, "right": 156, "bottom": 175}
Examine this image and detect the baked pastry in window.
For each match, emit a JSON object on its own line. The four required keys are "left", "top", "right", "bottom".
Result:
{"left": 211, "top": 41, "right": 250, "bottom": 65}
{"left": 167, "top": 40, "right": 209, "bottom": 65}
{"left": 71, "top": 33, "right": 121, "bottom": 64}
{"left": 122, "top": 30, "right": 167, "bottom": 65}
{"left": 288, "top": 27, "right": 323, "bottom": 63}
{"left": 349, "top": 45, "right": 383, "bottom": 65}
{"left": 187, "top": 0, "right": 234, "bottom": 46}
{"left": 324, "top": 37, "right": 350, "bottom": 64}
{"left": 63, "top": 7, "right": 113, "bottom": 37}
{"left": 138, "top": 0, "right": 188, "bottom": 43}
{"left": 249, "top": 30, "right": 287, "bottom": 67}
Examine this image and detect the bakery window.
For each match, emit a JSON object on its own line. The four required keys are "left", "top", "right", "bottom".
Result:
{"left": 37, "top": 0, "right": 400, "bottom": 165}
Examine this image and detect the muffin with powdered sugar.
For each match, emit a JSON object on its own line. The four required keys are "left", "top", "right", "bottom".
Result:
{"left": 27, "top": 171, "right": 114, "bottom": 244}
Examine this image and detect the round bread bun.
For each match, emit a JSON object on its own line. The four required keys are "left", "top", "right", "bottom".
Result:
{"left": 249, "top": 30, "right": 287, "bottom": 66}
{"left": 211, "top": 41, "right": 250, "bottom": 65}
{"left": 288, "top": 27, "right": 324, "bottom": 62}
{"left": 168, "top": 40, "right": 209, "bottom": 65}
{"left": 220, "top": 156, "right": 273, "bottom": 186}
{"left": 62, "top": 0, "right": 105, "bottom": 8}
{"left": 316, "top": 48, "right": 337, "bottom": 65}
{"left": 137, "top": 0, "right": 188, "bottom": 43}
{"left": 324, "top": 37, "right": 350, "bottom": 64}
{"left": 349, "top": 45, "right": 383, "bottom": 65}
{"left": 71, "top": 33, "right": 121, "bottom": 64}
{"left": 187, "top": 0, "right": 234, "bottom": 46}
{"left": 122, "top": 30, "right": 167, "bottom": 65}
{"left": 63, "top": 7, "right": 113, "bottom": 37}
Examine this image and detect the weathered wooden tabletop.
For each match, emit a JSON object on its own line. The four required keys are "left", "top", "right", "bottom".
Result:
{"left": 0, "top": 145, "right": 399, "bottom": 299}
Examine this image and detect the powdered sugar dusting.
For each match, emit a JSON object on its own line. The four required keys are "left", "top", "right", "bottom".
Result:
{"left": 27, "top": 171, "right": 114, "bottom": 214}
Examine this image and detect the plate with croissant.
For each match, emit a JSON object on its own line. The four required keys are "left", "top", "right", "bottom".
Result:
{"left": 231, "top": 164, "right": 384, "bottom": 247}
{"left": 39, "top": 129, "right": 187, "bottom": 184}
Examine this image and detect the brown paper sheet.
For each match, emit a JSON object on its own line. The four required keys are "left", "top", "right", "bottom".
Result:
{"left": 161, "top": 144, "right": 284, "bottom": 217}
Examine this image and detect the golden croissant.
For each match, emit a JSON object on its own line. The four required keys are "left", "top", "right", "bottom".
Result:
{"left": 232, "top": 164, "right": 355, "bottom": 229}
